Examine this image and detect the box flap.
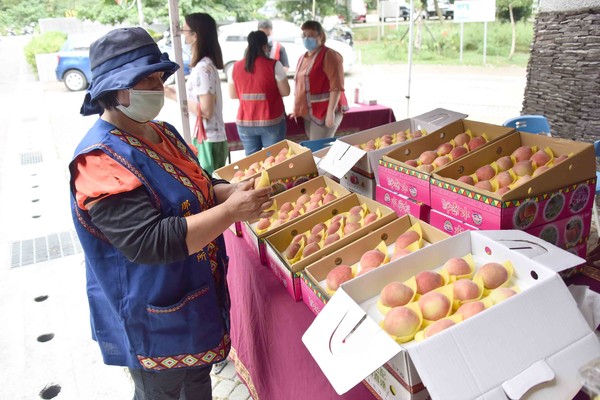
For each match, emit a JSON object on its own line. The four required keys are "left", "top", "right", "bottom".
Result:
{"left": 405, "top": 275, "right": 594, "bottom": 400}
{"left": 302, "top": 289, "right": 401, "bottom": 395}
{"left": 501, "top": 360, "right": 554, "bottom": 399}
{"left": 412, "top": 108, "right": 468, "bottom": 132}
{"left": 319, "top": 140, "right": 366, "bottom": 179}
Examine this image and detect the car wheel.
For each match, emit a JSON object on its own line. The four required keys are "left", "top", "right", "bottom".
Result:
{"left": 63, "top": 69, "right": 88, "bottom": 91}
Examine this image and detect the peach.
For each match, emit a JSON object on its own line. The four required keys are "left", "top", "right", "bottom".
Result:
{"left": 478, "top": 262, "right": 508, "bottom": 289}
{"left": 302, "top": 242, "right": 320, "bottom": 257}
{"left": 455, "top": 301, "right": 485, "bottom": 320}
{"left": 381, "top": 134, "right": 393, "bottom": 143}
{"left": 379, "top": 142, "right": 391, "bottom": 149}
{"left": 458, "top": 175, "right": 475, "bottom": 185}
{"left": 292, "top": 234, "right": 306, "bottom": 243}
{"left": 424, "top": 319, "right": 455, "bottom": 339}
{"left": 310, "top": 193, "right": 323, "bottom": 203}
{"left": 349, "top": 206, "right": 363, "bottom": 215}
{"left": 257, "top": 218, "right": 271, "bottom": 230}
{"left": 533, "top": 166, "right": 550, "bottom": 177}
{"left": 284, "top": 242, "right": 301, "bottom": 259}
{"left": 314, "top": 187, "right": 327, "bottom": 195}
{"left": 324, "top": 233, "right": 341, "bottom": 246}
{"left": 415, "top": 271, "right": 444, "bottom": 295}
{"left": 418, "top": 150, "right": 438, "bottom": 165}
{"left": 363, "top": 213, "right": 378, "bottom": 225}
{"left": 391, "top": 248, "right": 411, "bottom": 261}
{"left": 449, "top": 146, "right": 468, "bottom": 160}
{"left": 380, "top": 282, "right": 414, "bottom": 308}
{"left": 554, "top": 154, "right": 569, "bottom": 164}
{"left": 474, "top": 180, "right": 493, "bottom": 191}
{"left": 307, "top": 233, "right": 322, "bottom": 244}
{"left": 530, "top": 150, "right": 551, "bottom": 167}
{"left": 513, "top": 175, "right": 532, "bottom": 187}
{"left": 496, "top": 156, "right": 514, "bottom": 172}
{"left": 497, "top": 186, "right": 511, "bottom": 195}
{"left": 344, "top": 222, "right": 361, "bottom": 235}
{"left": 244, "top": 168, "right": 257, "bottom": 177}
{"left": 437, "top": 142, "right": 454, "bottom": 156}
{"left": 278, "top": 211, "right": 289, "bottom": 221}
{"left": 512, "top": 160, "right": 534, "bottom": 176}
{"left": 305, "top": 202, "right": 320, "bottom": 212}
{"left": 453, "top": 133, "right": 470, "bottom": 146}
{"left": 496, "top": 171, "right": 514, "bottom": 188}
{"left": 263, "top": 155, "right": 276, "bottom": 166}
{"left": 275, "top": 154, "right": 287, "bottom": 163}
{"left": 468, "top": 136, "right": 486, "bottom": 151}
{"left": 382, "top": 306, "right": 421, "bottom": 337}
{"left": 433, "top": 156, "right": 451, "bottom": 168}
{"left": 326, "top": 265, "right": 353, "bottom": 291}
{"left": 475, "top": 164, "right": 496, "bottom": 181}
{"left": 360, "top": 249, "right": 386, "bottom": 269}
{"left": 346, "top": 213, "right": 361, "bottom": 224}
{"left": 331, "top": 214, "right": 345, "bottom": 224}
{"left": 249, "top": 162, "right": 261, "bottom": 171}
{"left": 278, "top": 147, "right": 289, "bottom": 157}
{"left": 233, "top": 170, "right": 245, "bottom": 179}
{"left": 405, "top": 159, "right": 419, "bottom": 167}
{"left": 511, "top": 146, "right": 533, "bottom": 162}
{"left": 453, "top": 279, "right": 480, "bottom": 301}
{"left": 394, "top": 231, "right": 420, "bottom": 252}
{"left": 289, "top": 210, "right": 301, "bottom": 219}
{"left": 327, "top": 222, "right": 341, "bottom": 235}
{"left": 296, "top": 194, "right": 310, "bottom": 205}
{"left": 311, "top": 223, "right": 327, "bottom": 235}
{"left": 411, "top": 131, "right": 423, "bottom": 138}
{"left": 322, "top": 193, "right": 337, "bottom": 204}
{"left": 417, "top": 164, "right": 435, "bottom": 173}
{"left": 443, "top": 257, "right": 471, "bottom": 275}
{"left": 270, "top": 219, "right": 283, "bottom": 229}
{"left": 356, "top": 266, "right": 377, "bottom": 277}
{"left": 280, "top": 202, "right": 293, "bottom": 213}
{"left": 489, "top": 287, "right": 517, "bottom": 303}
{"left": 418, "top": 291, "right": 451, "bottom": 321}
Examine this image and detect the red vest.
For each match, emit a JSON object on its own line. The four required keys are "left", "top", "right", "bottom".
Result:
{"left": 232, "top": 57, "right": 285, "bottom": 127}
{"left": 270, "top": 41, "right": 281, "bottom": 61}
{"left": 297, "top": 46, "right": 349, "bottom": 125}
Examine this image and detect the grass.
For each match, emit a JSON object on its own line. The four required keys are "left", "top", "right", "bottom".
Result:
{"left": 352, "top": 20, "right": 534, "bottom": 67}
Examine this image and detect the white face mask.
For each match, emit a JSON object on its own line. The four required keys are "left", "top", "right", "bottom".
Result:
{"left": 116, "top": 89, "right": 164, "bottom": 123}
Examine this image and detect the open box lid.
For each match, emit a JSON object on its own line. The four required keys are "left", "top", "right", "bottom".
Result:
{"left": 303, "top": 230, "right": 599, "bottom": 398}
{"left": 319, "top": 108, "right": 468, "bottom": 179}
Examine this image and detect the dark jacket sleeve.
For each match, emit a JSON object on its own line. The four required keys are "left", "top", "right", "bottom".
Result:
{"left": 88, "top": 186, "right": 189, "bottom": 265}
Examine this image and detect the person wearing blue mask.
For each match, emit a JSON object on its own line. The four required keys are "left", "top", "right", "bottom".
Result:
{"left": 291, "top": 20, "right": 349, "bottom": 140}
{"left": 72, "top": 27, "right": 273, "bottom": 400}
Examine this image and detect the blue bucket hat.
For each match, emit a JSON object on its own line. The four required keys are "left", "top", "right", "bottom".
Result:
{"left": 80, "top": 27, "right": 180, "bottom": 116}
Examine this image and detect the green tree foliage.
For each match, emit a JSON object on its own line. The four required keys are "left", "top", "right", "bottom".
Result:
{"left": 23, "top": 30, "right": 67, "bottom": 74}
{"left": 496, "top": 0, "right": 533, "bottom": 22}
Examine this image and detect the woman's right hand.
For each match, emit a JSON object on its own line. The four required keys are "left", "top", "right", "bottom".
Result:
{"left": 222, "top": 179, "right": 274, "bottom": 222}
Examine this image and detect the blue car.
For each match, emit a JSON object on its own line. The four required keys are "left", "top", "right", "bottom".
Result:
{"left": 55, "top": 33, "right": 191, "bottom": 92}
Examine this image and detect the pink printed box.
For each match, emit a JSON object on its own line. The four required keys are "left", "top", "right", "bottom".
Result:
{"left": 429, "top": 209, "right": 478, "bottom": 236}
{"left": 264, "top": 194, "right": 396, "bottom": 301}
{"left": 430, "top": 131, "right": 596, "bottom": 230}
{"left": 375, "top": 185, "right": 430, "bottom": 222}
{"left": 379, "top": 120, "right": 515, "bottom": 205}
{"left": 524, "top": 211, "right": 591, "bottom": 250}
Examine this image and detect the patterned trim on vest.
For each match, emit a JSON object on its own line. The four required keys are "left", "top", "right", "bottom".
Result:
{"left": 229, "top": 347, "right": 259, "bottom": 400}
{"left": 146, "top": 287, "right": 210, "bottom": 314}
{"left": 74, "top": 207, "right": 108, "bottom": 242}
{"left": 137, "top": 334, "right": 231, "bottom": 371}
{"left": 240, "top": 93, "right": 267, "bottom": 101}
{"left": 109, "top": 125, "right": 215, "bottom": 209}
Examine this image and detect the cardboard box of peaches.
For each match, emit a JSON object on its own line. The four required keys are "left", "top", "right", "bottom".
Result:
{"left": 240, "top": 175, "right": 351, "bottom": 266}
{"left": 301, "top": 215, "right": 449, "bottom": 316}
{"left": 303, "top": 230, "right": 600, "bottom": 399}
{"left": 263, "top": 193, "right": 396, "bottom": 301}
{"left": 378, "top": 119, "right": 515, "bottom": 205}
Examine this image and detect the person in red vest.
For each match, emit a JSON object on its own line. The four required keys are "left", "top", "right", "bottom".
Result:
{"left": 258, "top": 19, "right": 290, "bottom": 74}
{"left": 228, "top": 30, "right": 291, "bottom": 155}
{"left": 292, "top": 20, "right": 349, "bottom": 140}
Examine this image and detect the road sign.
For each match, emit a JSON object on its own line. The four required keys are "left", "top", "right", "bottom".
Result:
{"left": 454, "top": 0, "right": 496, "bottom": 23}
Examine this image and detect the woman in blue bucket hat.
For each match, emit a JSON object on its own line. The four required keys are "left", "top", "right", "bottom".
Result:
{"left": 70, "top": 27, "right": 273, "bottom": 399}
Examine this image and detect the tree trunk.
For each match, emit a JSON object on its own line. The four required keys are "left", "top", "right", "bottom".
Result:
{"left": 434, "top": 0, "right": 442, "bottom": 20}
{"left": 509, "top": 3, "right": 516, "bottom": 60}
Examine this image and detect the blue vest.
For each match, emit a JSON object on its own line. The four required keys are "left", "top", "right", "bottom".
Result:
{"left": 69, "top": 119, "right": 231, "bottom": 370}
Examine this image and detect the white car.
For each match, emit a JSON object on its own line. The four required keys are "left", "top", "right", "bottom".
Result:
{"left": 218, "top": 20, "right": 355, "bottom": 80}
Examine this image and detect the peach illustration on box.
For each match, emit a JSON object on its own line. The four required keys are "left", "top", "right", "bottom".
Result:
{"left": 565, "top": 216, "right": 584, "bottom": 246}
{"left": 514, "top": 201, "right": 538, "bottom": 229}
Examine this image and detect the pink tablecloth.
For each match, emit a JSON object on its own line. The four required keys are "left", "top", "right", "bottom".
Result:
{"left": 224, "top": 230, "right": 375, "bottom": 400}
{"left": 225, "top": 104, "right": 396, "bottom": 151}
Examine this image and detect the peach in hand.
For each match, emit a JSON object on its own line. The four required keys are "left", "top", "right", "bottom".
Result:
{"left": 443, "top": 257, "right": 470, "bottom": 276}
{"left": 478, "top": 262, "right": 508, "bottom": 289}
{"left": 326, "top": 265, "right": 353, "bottom": 291}
{"left": 418, "top": 291, "right": 451, "bottom": 321}
{"left": 423, "top": 319, "right": 455, "bottom": 339}
{"left": 382, "top": 306, "right": 421, "bottom": 337}
{"left": 380, "top": 282, "right": 414, "bottom": 308}
{"left": 360, "top": 249, "right": 386, "bottom": 269}
{"left": 453, "top": 279, "right": 480, "bottom": 301}
{"left": 415, "top": 271, "right": 444, "bottom": 295}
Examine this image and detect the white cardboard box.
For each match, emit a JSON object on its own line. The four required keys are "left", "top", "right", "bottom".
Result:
{"left": 303, "top": 230, "right": 600, "bottom": 399}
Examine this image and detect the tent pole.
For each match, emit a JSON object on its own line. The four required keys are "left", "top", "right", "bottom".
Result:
{"left": 167, "top": 0, "right": 191, "bottom": 143}
{"left": 406, "top": 0, "right": 414, "bottom": 118}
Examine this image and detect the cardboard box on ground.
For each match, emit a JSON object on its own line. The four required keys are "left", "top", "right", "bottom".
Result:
{"left": 303, "top": 230, "right": 600, "bottom": 399}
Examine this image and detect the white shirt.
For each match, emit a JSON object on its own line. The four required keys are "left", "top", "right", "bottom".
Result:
{"left": 227, "top": 60, "right": 286, "bottom": 84}
{"left": 186, "top": 57, "right": 226, "bottom": 143}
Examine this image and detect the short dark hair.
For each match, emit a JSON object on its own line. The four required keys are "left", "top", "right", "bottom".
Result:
{"left": 96, "top": 90, "right": 120, "bottom": 111}
{"left": 257, "top": 19, "right": 273, "bottom": 30}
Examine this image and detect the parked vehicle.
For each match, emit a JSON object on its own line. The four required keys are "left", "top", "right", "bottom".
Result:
{"left": 55, "top": 33, "right": 190, "bottom": 92}
{"left": 427, "top": 0, "right": 454, "bottom": 19}
{"left": 379, "top": 0, "right": 410, "bottom": 21}
{"left": 351, "top": 0, "right": 367, "bottom": 23}
{"left": 218, "top": 20, "right": 356, "bottom": 81}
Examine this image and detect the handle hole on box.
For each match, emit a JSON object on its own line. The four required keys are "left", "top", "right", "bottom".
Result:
{"left": 496, "top": 146, "right": 503, "bottom": 155}
{"left": 403, "top": 149, "right": 411, "bottom": 156}
{"left": 301, "top": 188, "right": 307, "bottom": 194}
{"left": 527, "top": 187, "right": 532, "bottom": 194}
{"left": 381, "top": 233, "right": 388, "bottom": 241}
{"left": 291, "top": 229, "right": 298, "bottom": 236}
{"left": 233, "top": 165, "right": 240, "bottom": 171}
{"left": 457, "top": 166, "right": 464, "bottom": 174}
{"left": 332, "top": 209, "right": 339, "bottom": 216}
{"left": 568, "top": 164, "right": 573, "bottom": 171}
{"left": 266, "top": 151, "right": 273, "bottom": 157}
{"left": 288, "top": 162, "right": 294, "bottom": 169}
{"left": 334, "top": 257, "right": 342, "bottom": 265}
{"left": 485, "top": 246, "right": 492, "bottom": 255}
{"left": 530, "top": 270, "right": 539, "bottom": 280}
{"left": 439, "top": 132, "right": 446, "bottom": 139}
